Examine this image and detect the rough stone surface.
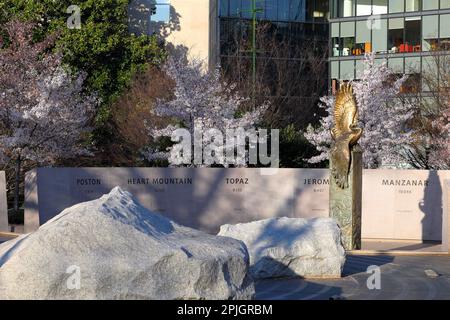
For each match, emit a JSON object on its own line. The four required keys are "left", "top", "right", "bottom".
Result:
{"left": 218, "top": 217, "right": 346, "bottom": 279}
{"left": 0, "top": 187, "right": 254, "bottom": 300}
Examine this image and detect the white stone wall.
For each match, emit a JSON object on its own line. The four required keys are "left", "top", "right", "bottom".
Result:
{"left": 24, "top": 168, "right": 450, "bottom": 241}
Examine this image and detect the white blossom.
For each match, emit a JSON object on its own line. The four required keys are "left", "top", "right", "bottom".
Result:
{"left": 144, "top": 57, "right": 268, "bottom": 167}
{"left": 305, "top": 53, "right": 416, "bottom": 169}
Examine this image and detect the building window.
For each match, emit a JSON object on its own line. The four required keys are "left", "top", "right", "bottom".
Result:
{"left": 151, "top": 0, "right": 171, "bottom": 23}
{"left": 333, "top": 0, "right": 355, "bottom": 17}
{"left": 372, "top": 18, "right": 387, "bottom": 53}
{"left": 241, "top": 0, "right": 253, "bottom": 19}
{"left": 405, "top": 0, "right": 421, "bottom": 12}
{"left": 405, "top": 17, "right": 422, "bottom": 51}
{"left": 331, "top": 60, "right": 339, "bottom": 81}
{"left": 442, "top": 0, "right": 450, "bottom": 9}
{"left": 220, "top": 0, "right": 229, "bottom": 16}
{"left": 389, "top": 0, "right": 404, "bottom": 13}
{"left": 340, "top": 60, "right": 355, "bottom": 79}
{"left": 422, "top": 56, "right": 437, "bottom": 91}
{"left": 355, "top": 59, "right": 364, "bottom": 78}
{"left": 290, "top": 0, "right": 307, "bottom": 21}
{"left": 306, "top": 0, "right": 315, "bottom": 20}
{"left": 373, "top": 0, "right": 388, "bottom": 14}
{"left": 315, "top": 0, "right": 330, "bottom": 20}
{"left": 440, "top": 14, "right": 450, "bottom": 50}
{"left": 388, "top": 18, "right": 404, "bottom": 53}
{"left": 264, "top": 0, "right": 278, "bottom": 20}
{"left": 402, "top": 57, "right": 421, "bottom": 93}
{"left": 423, "top": 0, "right": 439, "bottom": 10}
{"left": 422, "top": 15, "right": 439, "bottom": 51}
{"left": 355, "top": 20, "right": 372, "bottom": 55}
{"left": 388, "top": 57, "right": 404, "bottom": 74}
{"left": 230, "top": 0, "right": 241, "bottom": 17}
{"left": 331, "top": 22, "right": 341, "bottom": 56}
{"left": 340, "top": 21, "right": 355, "bottom": 56}
{"left": 357, "top": 0, "right": 372, "bottom": 16}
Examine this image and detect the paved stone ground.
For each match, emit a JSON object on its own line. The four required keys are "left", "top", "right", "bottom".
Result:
{"left": 255, "top": 254, "right": 450, "bottom": 300}
{"left": 0, "top": 237, "right": 10, "bottom": 244}
{"left": 2, "top": 234, "right": 449, "bottom": 300}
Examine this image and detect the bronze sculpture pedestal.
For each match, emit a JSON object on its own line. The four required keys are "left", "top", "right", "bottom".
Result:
{"left": 330, "top": 145, "right": 362, "bottom": 250}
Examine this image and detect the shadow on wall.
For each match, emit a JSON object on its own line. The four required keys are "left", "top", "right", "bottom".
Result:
{"left": 420, "top": 170, "right": 443, "bottom": 242}
{"left": 382, "top": 170, "right": 443, "bottom": 251}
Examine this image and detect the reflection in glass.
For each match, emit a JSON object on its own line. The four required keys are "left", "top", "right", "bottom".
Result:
{"left": 241, "top": 0, "right": 252, "bottom": 19}
{"left": 332, "top": 0, "right": 339, "bottom": 17}
{"left": 306, "top": 0, "right": 315, "bottom": 20}
{"left": 331, "top": 61, "right": 339, "bottom": 79}
{"left": 290, "top": 0, "right": 307, "bottom": 21}
{"left": 265, "top": 0, "right": 278, "bottom": 20}
{"left": 152, "top": 3, "right": 170, "bottom": 22}
{"left": 373, "top": 0, "right": 388, "bottom": 14}
{"left": 219, "top": 0, "right": 229, "bottom": 16}
{"left": 440, "top": 14, "right": 450, "bottom": 50}
{"left": 405, "top": 17, "right": 421, "bottom": 51}
{"left": 356, "top": 59, "right": 364, "bottom": 78}
{"left": 388, "top": 18, "right": 404, "bottom": 53}
{"left": 405, "top": 0, "right": 421, "bottom": 12}
{"left": 229, "top": 0, "right": 240, "bottom": 17}
{"left": 355, "top": 20, "right": 371, "bottom": 55}
{"left": 372, "top": 19, "right": 387, "bottom": 53}
{"left": 389, "top": 0, "right": 404, "bottom": 13}
{"left": 340, "top": 60, "right": 355, "bottom": 80}
{"left": 278, "top": 0, "right": 290, "bottom": 21}
{"left": 388, "top": 57, "right": 404, "bottom": 74}
{"left": 315, "top": 0, "right": 330, "bottom": 20}
{"left": 332, "top": 37, "right": 341, "bottom": 56}
{"left": 340, "top": 21, "right": 355, "bottom": 56}
{"left": 423, "top": 0, "right": 439, "bottom": 10}
{"left": 357, "top": 0, "right": 372, "bottom": 16}
{"left": 422, "top": 56, "right": 437, "bottom": 91}
{"left": 422, "top": 15, "right": 439, "bottom": 51}
{"left": 402, "top": 57, "right": 421, "bottom": 93}
{"left": 339, "top": 0, "right": 355, "bottom": 17}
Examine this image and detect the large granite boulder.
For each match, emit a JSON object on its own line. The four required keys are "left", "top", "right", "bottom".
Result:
{"left": 218, "top": 217, "right": 346, "bottom": 279}
{"left": 0, "top": 187, "right": 254, "bottom": 300}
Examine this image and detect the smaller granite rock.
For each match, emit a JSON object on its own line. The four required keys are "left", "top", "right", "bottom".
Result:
{"left": 218, "top": 217, "right": 346, "bottom": 279}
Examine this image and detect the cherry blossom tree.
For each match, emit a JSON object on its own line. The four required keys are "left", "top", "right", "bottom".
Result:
{"left": 144, "top": 57, "right": 269, "bottom": 167}
{"left": 404, "top": 54, "right": 450, "bottom": 170}
{"left": 429, "top": 105, "right": 450, "bottom": 169}
{"left": 305, "top": 53, "right": 416, "bottom": 168}
{"left": 0, "top": 20, "right": 98, "bottom": 214}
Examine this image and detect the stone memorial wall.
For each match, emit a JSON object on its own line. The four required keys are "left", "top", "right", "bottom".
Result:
{"left": 24, "top": 168, "right": 330, "bottom": 233}
{"left": 0, "top": 171, "right": 8, "bottom": 232}
{"left": 362, "top": 169, "right": 449, "bottom": 241}
{"left": 443, "top": 180, "right": 450, "bottom": 252}
{"left": 25, "top": 168, "right": 450, "bottom": 241}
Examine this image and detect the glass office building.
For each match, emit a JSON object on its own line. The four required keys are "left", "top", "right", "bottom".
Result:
{"left": 329, "top": 0, "right": 450, "bottom": 93}
{"left": 218, "top": 0, "right": 330, "bottom": 126}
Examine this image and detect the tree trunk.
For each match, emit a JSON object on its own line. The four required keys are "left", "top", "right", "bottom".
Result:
{"left": 14, "top": 155, "right": 21, "bottom": 215}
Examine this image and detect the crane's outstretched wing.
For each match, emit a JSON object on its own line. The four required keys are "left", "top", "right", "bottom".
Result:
{"left": 332, "top": 83, "right": 358, "bottom": 140}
